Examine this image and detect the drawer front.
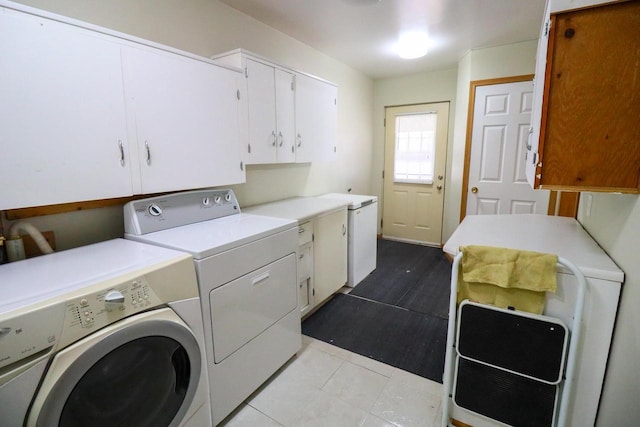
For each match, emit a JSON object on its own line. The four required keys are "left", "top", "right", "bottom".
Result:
{"left": 209, "top": 253, "right": 297, "bottom": 362}
{"left": 298, "top": 221, "right": 312, "bottom": 246}
{"left": 297, "top": 244, "right": 312, "bottom": 282}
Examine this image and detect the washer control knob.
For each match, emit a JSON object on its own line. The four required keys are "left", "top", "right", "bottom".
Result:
{"left": 148, "top": 204, "right": 163, "bottom": 216}
{"left": 105, "top": 291, "right": 125, "bottom": 309}
{"left": 214, "top": 195, "right": 222, "bottom": 204}
{"left": 224, "top": 193, "right": 232, "bottom": 202}
{"left": 202, "top": 197, "right": 212, "bottom": 207}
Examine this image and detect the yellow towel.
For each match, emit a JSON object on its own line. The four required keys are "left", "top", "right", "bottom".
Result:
{"left": 458, "top": 245, "right": 558, "bottom": 314}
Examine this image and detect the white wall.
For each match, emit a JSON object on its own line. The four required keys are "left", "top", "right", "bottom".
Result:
{"left": 3, "top": 0, "right": 373, "bottom": 250}
{"left": 577, "top": 193, "right": 640, "bottom": 426}
{"left": 372, "top": 68, "right": 458, "bottom": 239}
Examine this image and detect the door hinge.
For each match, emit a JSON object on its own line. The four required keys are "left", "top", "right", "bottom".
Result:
{"left": 291, "top": 76, "right": 296, "bottom": 91}
{"left": 382, "top": 170, "right": 385, "bottom": 179}
{"left": 312, "top": 288, "right": 315, "bottom": 296}
{"left": 334, "top": 98, "right": 337, "bottom": 105}
{"left": 240, "top": 161, "right": 244, "bottom": 171}
{"left": 380, "top": 218, "right": 383, "bottom": 229}
{"left": 312, "top": 233, "right": 314, "bottom": 242}
{"left": 236, "top": 89, "right": 240, "bottom": 100}
{"left": 248, "top": 144, "right": 251, "bottom": 154}
{"left": 244, "top": 67, "right": 248, "bottom": 78}
{"left": 544, "top": 20, "right": 550, "bottom": 37}
{"left": 383, "top": 117, "right": 386, "bottom": 127}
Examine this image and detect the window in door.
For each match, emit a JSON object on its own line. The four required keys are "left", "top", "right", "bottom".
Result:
{"left": 393, "top": 112, "right": 437, "bottom": 184}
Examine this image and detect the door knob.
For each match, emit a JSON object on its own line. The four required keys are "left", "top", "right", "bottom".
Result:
{"left": 471, "top": 187, "right": 478, "bottom": 193}
{"left": 437, "top": 185, "right": 443, "bottom": 190}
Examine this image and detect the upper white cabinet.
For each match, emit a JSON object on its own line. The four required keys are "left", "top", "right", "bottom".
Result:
{"left": 295, "top": 74, "right": 338, "bottom": 163}
{"left": 0, "top": 2, "right": 245, "bottom": 210}
{"left": 0, "top": 7, "right": 132, "bottom": 209}
{"left": 526, "top": 0, "right": 640, "bottom": 193}
{"left": 213, "top": 49, "right": 338, "bottom": 165}
{"left": 123, "top": 46, "right": 245, "bottom": 193}
{"left": 245, "top": 59, "right": 296, "bottom": 164}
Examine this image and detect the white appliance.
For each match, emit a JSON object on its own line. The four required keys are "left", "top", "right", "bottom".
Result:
{"left": 319, "top": 193, "right": 377, "bottom": 287}
{"left": 0, "top": 239, "right": 211, "bottom": 427}
{"left": 124, "top": 189, "right": 300, "bottom": 425}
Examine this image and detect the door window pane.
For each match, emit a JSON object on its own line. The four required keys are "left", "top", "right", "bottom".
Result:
{"left": 394, "top": 112, "right": 437, "bottom": 184}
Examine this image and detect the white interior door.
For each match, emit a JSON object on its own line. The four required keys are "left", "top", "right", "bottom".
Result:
{"left": 382, "top": 102, "right": 449, "bottom": 246}
{"left": 467, "top": 80, "right": 550, "bottom": 215}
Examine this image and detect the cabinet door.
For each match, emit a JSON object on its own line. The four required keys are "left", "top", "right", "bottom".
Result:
{"left": 124, "top": 46, "right": 244, "bottom": 193}
{"left": 318, "top": 83, "right": 338, "bottom": 161}
{"left": 314, "top": 209, "right": 348, "bottom": 304}
{"left": 275, "top": 69, "right": 296, "bottom": 163}
{"left": 246, "top": 59, "right": 277, "bottom": 164}
{"left": 295, "top": 75, "right": 338, "bottom": 163}
{"left": 0, "top": 8, "right": 132, "bottom": 210}
{"left": 533, "top": 1, "right": 640, "bottom": 192}
{"left": 294, "top": 74, "right": 320, "bottom": 163}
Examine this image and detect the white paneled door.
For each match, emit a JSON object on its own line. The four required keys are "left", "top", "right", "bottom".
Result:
{"left": 467, "top": 80, "right": 549, "bottom": 215}
{"left": 382, "top": 103, "right": 449, "bottom": 246}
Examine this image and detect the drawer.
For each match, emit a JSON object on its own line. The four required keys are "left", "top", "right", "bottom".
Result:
{"left": 297, "top": 243, "right": 312, "bottom": 282}
{"left": 298, "top": 221, "right": 312, "bottom": 245}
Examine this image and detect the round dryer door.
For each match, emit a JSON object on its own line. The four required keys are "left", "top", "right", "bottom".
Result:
{"left": 27, "top": 308, "right": 202, "bottom": 427}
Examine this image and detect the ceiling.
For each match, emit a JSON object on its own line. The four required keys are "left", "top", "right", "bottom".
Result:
{"left": 218, "top": 0, "right": 546, "bottom": 79}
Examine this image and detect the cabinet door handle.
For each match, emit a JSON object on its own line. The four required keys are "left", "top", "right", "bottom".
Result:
{"left": 299, "top": 253, "right": 304, "bottom": 259}
{"left": 145, "top": 141, "right": 151, "bottom": 165}
{"left": 298, "top": 227, "right": 306, "bottom": 234}
{"left": 271, "top": 131, "right": 277, "bottom": 146}
{"left": 297, "top": 133, "right": 302, "bottom": 147}
{"left": 118, "top": 140, "right": 125, "bottom": 166}
{"left": 278, "top": 131, "right": 284, "bottom": 147}
{"left": 342, "top": 224, "right": 346, "bottom": 236}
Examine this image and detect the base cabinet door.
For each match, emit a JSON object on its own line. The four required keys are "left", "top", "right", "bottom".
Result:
{"left": 313, "top": 209, "right": 348, "bottom": 305}
{"left": 0, "top": 8, "right": 132, "bottom": 209}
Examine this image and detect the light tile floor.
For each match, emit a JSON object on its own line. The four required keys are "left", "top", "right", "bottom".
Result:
{"left": 220, "top": 335, "right": 444, "bottom": 427}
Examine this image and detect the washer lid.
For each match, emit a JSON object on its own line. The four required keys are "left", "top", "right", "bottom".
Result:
{"left": 0, "top": 239, "right": 190, "bottom": 315}
{"left": 125, "top": 213, "right": 297, "bottom": 259}
{"left": 319, "top": 193, "right": 378, "bottom": 209}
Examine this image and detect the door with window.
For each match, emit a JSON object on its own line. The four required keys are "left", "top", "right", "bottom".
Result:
{"left": 382, "top": 102, "right": 449, "bottom": 246}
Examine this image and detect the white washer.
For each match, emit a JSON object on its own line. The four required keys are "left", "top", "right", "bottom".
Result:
{"left": 0, "top": 239, "right": 211, "bottom": 427}
{"left": 319, "top": 193, "right": 378, "bottom": 287}
{"left": 124, "top": 189, "right": 300, "bottom": 425}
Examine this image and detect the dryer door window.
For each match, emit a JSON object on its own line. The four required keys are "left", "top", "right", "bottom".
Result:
{"left": 60, "top": 336, "right": 189, "bottom": 427}
{"left": 30, "top": 309, "right": 202, "bottom": 427}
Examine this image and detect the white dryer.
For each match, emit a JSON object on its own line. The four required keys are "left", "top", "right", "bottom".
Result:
{"left": 0, "top": 239, "right": 211, "bottom": 427}
{"left": 124, "top": 189, "right": 301, "bottom": 425}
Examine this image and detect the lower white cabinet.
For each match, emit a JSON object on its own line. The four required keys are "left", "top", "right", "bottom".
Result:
{"left": 313, "top": 209, "right": 348, "bottom": 306}
{"left": 297, "top": 221, "right": 314, "bottom": 316}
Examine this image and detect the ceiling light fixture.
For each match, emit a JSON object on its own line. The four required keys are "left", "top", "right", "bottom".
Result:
{"left": 396, "top": 32, "right": 430, "bottom": 59}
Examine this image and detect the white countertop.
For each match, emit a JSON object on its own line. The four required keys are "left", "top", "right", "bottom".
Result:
{"left": 243, "top": 197, "right": 349, "bottom": 223}
{"left": 443, "top": 214, "right": 624, "bottom": 283}
{"left": 318, "top": 193, "right": 377, "bottom": 209}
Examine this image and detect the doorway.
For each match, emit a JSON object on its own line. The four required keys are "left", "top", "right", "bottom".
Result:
{"left": 461, "top": 76, "right": 551, "bottom": 219}
{"left": 382, "top": 102, "right": 449, "bottom": 246}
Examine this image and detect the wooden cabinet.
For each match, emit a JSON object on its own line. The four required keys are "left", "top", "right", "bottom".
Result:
{"left": 123, "top": 46, "right": 245, "bottom": 193}
{"left": 0, "top": 7, "right": 132, "bottom": 210}
{"left": 295, "top": 74, "right": 338, "bottom": 163}
{"left": 244, "top": 59, "right": 296, "bottom": 164}
{"left": 313, "top": 209, "right": 348, "bottom": 305}
{"left": 0, "top": 3, "right": 245, "bottom": 210}
{"left": 527, "top": 0, "right": 640, "bottom": 193}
